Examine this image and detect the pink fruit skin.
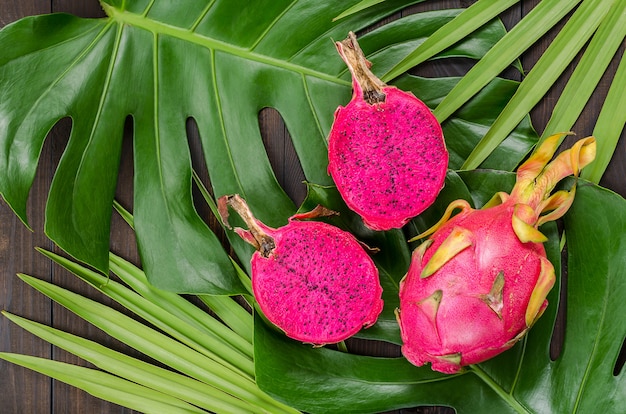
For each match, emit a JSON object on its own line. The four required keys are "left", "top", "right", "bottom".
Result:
{"left": 329, "top": 86, "right": 448, "bottom": 231}
{"left": 328, "top": 32, "right": 448, "bottom": 231}
{"left": 398, "top": 203, "right": 544, "bottom": 374}
{"left": 252, "top": 219, "right": 383, "bottom": 345}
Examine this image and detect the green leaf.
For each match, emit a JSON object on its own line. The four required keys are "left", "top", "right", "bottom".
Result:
{"left": 430, "top": 0, "right": 581, "bottom": 123}
{"left": 197, "top": 293, "right": 254, "bottom": 344}
{"left": 0, "top": 353, "right": 207, "bottom": 414}
{"left": 382, "top": 0, "right": 521, "bottom": 81}
{"left": 255, "top": 172, "right": 625, "bottom": 413}
{"left": 0, "top": 1, "right": 530, "bottom": 294}
{"left": 556, "top": 183, "right": 626, "bottom": 413}
{"left": 393, "top": 75, "right": 537, "bottom": 170}
{"left": 333, "top": 0, "right": 388, "bottom": 21}
{"left": 109, "top": 252, "right": 255, "bottom": 360}
{"left": 37, "top": 247, "right": 255, "bottom": 376}
{"left": 461, "top": 0, "right": 615, "bottom": 169}
{"left": 582, "top": 47, "right": 626, "bottom": 183}
{"left": 255, "top": 312, "right": 462, "bottom": 414}
{"left": 539, "top": 1, "right": 626, "bottom": 142}
{"left": 456, "top": 169, "right": 515, "bottom": 209}
{"left": 1, "top": 312, "right": 259, "bottom": 414}
{"left": 115, "top": 192, "right": 255, "bottom": 342}
{"left": 16, "top": 273, "right": 293, "bottom": 413}
{"left": 354, "top": 8, "right": 514, "bottom": 78}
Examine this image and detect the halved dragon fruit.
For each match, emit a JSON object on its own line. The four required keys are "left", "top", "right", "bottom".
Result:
{"left": 218, "top": 195, "right": 383, "bottom": 345}
{"left": 328, "top": 32, "right": 448, "bottom": 231}
{"left": 397, "top": 134, "right": 596, "bottom": 373}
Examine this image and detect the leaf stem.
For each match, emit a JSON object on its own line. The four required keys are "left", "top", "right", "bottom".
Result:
{"left": 99, "top": 2, "right": 349, "bottom": 87}
{"left": 581, "top": 8, "right": 626, "bottom": 183}
{"left": 382, "top": 0, "right": 519, "bottom": 82}
{"left": 0, "top": 352, "right": 207, "bottom": 413}
{"left": 2, "top": 312, "right": 259, "bottom": 414}
{"left": 18, "top": 273, "right": 296, "bottom": 414}
{"left": 108, "top": 253, "right": 255, "bottom": 360}
{"left": 469, "top": 365, "right": 531, "bottom": 414}
{"left": 38, "top": 248, "right": 255, "bottom": 377}
{"left": 461, "top": 0, "right": 613, "bottom": 170}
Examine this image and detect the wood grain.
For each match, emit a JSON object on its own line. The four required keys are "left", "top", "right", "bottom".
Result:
{"left": 0, "top": 1, "right": 623, "bottom": 413}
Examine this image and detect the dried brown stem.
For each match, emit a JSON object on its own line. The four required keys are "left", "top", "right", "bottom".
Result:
{"left": 217, "top": 194, "right": 276, "bottom": 257}
{"left": 335, "top": 32, "right": 386, "bottom": 105}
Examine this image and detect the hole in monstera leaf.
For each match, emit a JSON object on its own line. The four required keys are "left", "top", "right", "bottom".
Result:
{"left": 344, "top": 337, "right": 402, "bottom": 358}
{"left": 258, "top": 107, "right": 307, "bottom": 206}
{"left": 185, "top": 117, "right": 231, "bottom": 252}
{"left": 110, "top": 116, "right": 137, "bottom": 251}
{"left": 114, "top": 116, "right": 135, "bottom": 211}
{"left": 615, "top": 337, "right": 626, "bottom": 376}
{"left": 396, "top": 405, "right": 456, "bottom": 413}
{"left": 408, "top": 56, "right": 475, "bottom": 79}
{"left": 49, "top": 116, "right": 71, "bottom": 166}
{"left": 23, "top": 117, "right": 72, "bottom": 235}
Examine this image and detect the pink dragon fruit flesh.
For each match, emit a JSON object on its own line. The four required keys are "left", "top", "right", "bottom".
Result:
{"left": 328, "top": 32, "right": 448, "bottom": 231}
{"left": 218, "top": 195, "right": 383, "bottom": 345}
{"left": 397, "top": 134, "right": 596, "bottom": 373}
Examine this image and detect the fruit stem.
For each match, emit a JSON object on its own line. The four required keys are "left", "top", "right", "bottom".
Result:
{"left": 336, "top": 341, "right": 349, "bottom": 353}
{"left": 217, "top": 195, "right": 276, "bottom": 257}
{"left": 336, "top": 32, "right": 386, "bottom": 105}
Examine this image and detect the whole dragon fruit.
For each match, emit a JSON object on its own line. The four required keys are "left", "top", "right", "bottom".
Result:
{"left": 397, "top": 134, "right": 596, "bottom": 373}
{"left": 328, "top": 32, "right": 448, "bottom": 231}
{"left": 218, "top": 195, "right": 383, "bottom": 345}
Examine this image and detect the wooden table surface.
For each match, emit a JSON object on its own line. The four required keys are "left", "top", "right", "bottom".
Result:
{"left": 1, "top": 1, "right": 624, "bottom": 413}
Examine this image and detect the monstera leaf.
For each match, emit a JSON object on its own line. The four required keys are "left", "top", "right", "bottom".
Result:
{"left": 0, "top": 0, "right": 536, "bottom": 294}
{"left": 254, "top": 173, "right": 626, "bottom": 414}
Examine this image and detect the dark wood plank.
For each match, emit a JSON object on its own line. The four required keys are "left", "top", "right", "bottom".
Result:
{"left": 0, "top": 4, "right": 54, "bottom": 414}
{"left": 0, "top": 2, "right": 138, "bottom": 413}
{"left": 0, "top": 1, "right": 623, "bottom": 413}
